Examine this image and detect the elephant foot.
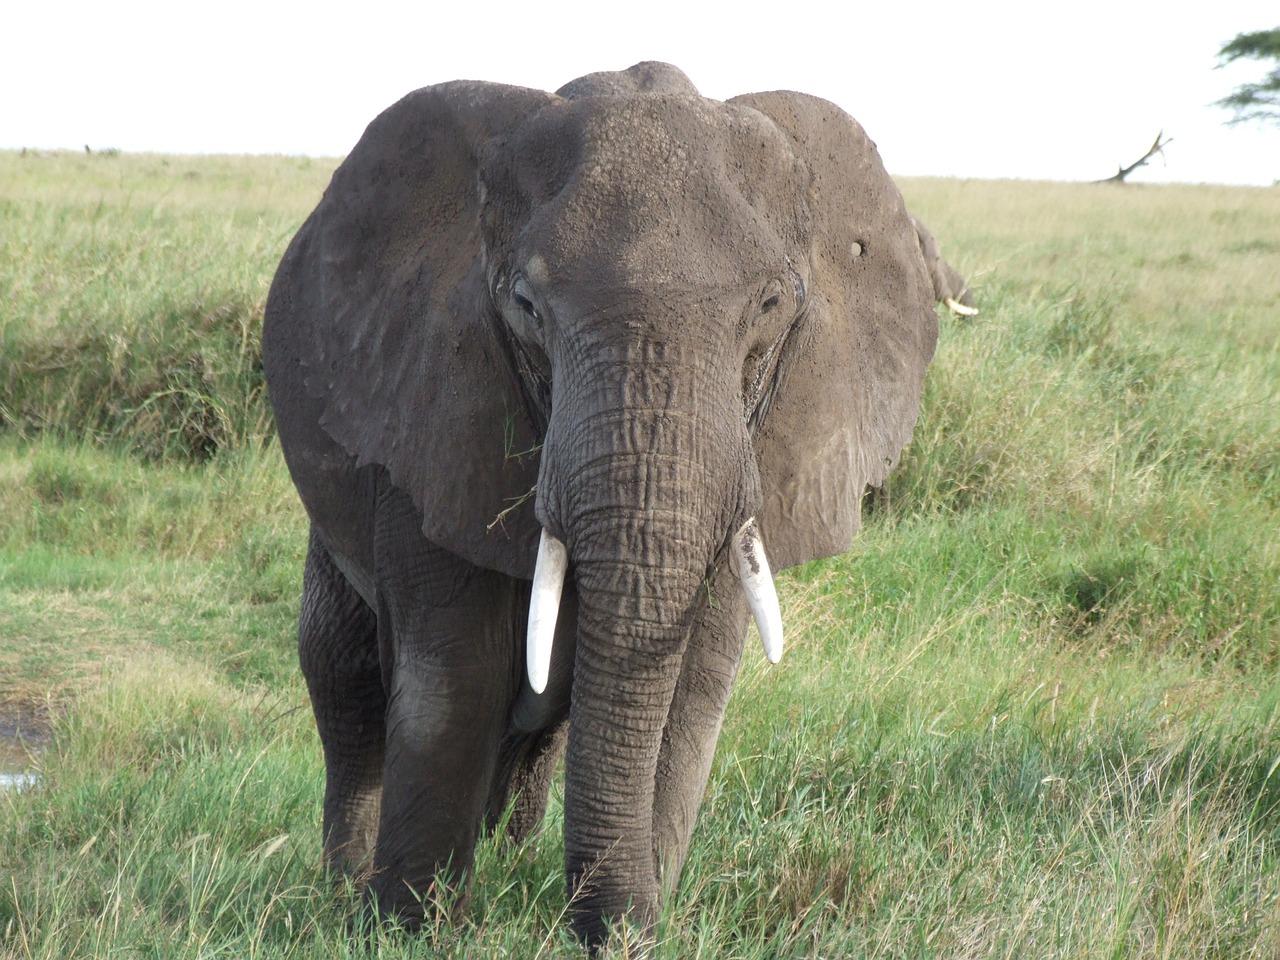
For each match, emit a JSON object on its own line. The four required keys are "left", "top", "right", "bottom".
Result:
{"left": 573, "top": 909, "right": 657, "bottom": 959}
{"left": 568, "top": 863, "right": 660, "bottom": 957}
{"left": 322, "top": 786, "right": 382, "bottom": 882}
{"left": 363, "top": 869, "right": 473, "bottom": 935}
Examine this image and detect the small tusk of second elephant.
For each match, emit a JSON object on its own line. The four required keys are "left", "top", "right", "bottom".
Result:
{"left": 944, "top": 296, "right": 979, "bottom": 317}
{"left": 527, "top": 530, "right": 568, "bottom": 694}
{"left": 729, "top": 518, "right": 784, "bottom": 664}
{"left": 525, "top": 520, "right": 785, "bottom": 693}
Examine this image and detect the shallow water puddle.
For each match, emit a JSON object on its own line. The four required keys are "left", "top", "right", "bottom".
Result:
{"left": 1, "top": 772, "right": 39, "bottom": 791}
{"left": 0, "top": 713, "right": 47, "bottom": 793}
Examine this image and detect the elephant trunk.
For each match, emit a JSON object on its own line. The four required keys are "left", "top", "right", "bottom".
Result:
{"left": 563, "top": 464, "right": 731, "bottom": 945}
{"left": 533, "top": 342, "right": 763, "bottom": 946}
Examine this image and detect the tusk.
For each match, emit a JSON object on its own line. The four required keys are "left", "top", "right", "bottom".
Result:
{"left": 729, "top": 518, "right": 784, "bottom": 664}
{"left": 527, "top": 529, "right": 568, "bottom": 694}
{"left": 944, "top": 296, "right": 979, "bottom": 317}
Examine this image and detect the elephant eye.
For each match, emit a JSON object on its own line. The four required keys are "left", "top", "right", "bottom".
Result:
{"left": 514, "top": 291, "right": 541, "bottom": 323}
{"left": 511, "top": 276, "right": 543, "bottom": 326}
{"left": 758, "top": 278, "right": 786, "bottom": 317}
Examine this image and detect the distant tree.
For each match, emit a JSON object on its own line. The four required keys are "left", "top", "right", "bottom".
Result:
{"left": 1215, "top": 28, "right": 1280, "bottom": 126}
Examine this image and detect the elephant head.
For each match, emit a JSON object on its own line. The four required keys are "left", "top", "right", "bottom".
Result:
{"left": 911, "top": 214, "right": 978, "bottom": 315}
{"left": 264, "top": 62, "right": 937, "bottom": 950}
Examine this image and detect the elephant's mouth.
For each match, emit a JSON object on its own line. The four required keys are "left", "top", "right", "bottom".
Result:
{"left": 524, "top": 519, "right": 782, "bottom": 694}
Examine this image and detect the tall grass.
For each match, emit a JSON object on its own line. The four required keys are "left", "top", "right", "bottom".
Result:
{"left": 0, "top": 151, "right": 331, "bottom": 459}
{"left": 1, "top": 152, "right": 1278, "bottom": 957}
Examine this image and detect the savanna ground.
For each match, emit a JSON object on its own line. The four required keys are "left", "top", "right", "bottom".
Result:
{"left": 1, "top": 148, "right": 1278, "bottom": 959}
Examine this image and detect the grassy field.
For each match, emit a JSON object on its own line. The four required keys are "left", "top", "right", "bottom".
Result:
{"left": 1, "top": 147, "right": 1278, "bottom": 958}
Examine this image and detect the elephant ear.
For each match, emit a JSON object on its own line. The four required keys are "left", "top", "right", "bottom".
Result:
{"left": 729, "top": 91, "right": 939, "bottom": 571}
{"left": 272, "top": 81, "right": 557, "bottom": 578}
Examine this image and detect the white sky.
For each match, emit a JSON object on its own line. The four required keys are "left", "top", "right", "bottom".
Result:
{"left": 5, "top": 0, "right": 1277, "bottom": 185}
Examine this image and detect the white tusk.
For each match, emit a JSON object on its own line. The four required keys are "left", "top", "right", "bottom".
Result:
{"left": 944, "top": 296, "right": 979, "bottom": 317}
{"left": 527, "top": 529, "right": 568, "bottom": 694}
{"left": 729, "top": 518, "right": 784, "bottom": 664}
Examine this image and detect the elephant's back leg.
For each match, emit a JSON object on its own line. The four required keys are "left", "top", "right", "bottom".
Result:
{"left": 299, "top": 524, "right": 385, "bottom": 879}
{"left": 486, "top": 718, "right": 568, "bottom": 845}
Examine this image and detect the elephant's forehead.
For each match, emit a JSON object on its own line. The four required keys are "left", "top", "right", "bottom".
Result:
{"left": 575, "top": 99, "right": 712, "bottom": 190}
{"left": 537, "top": 98, "right": 803, "bottom": 288}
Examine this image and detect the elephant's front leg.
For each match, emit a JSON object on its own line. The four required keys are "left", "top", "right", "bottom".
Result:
{"left": 367, "top": 488, "right": 524, "bottom": 925}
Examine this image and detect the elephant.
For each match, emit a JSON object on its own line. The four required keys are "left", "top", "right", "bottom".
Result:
{"left": 911, "top": 214, "right": 978, "bottom": 315}
{"left": 262, "top": 60, "right": 937, "bottom": 950}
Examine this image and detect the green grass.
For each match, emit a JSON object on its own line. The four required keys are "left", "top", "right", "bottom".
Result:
{"left": 0, "top": 150, "right": 331, "bottom": 460}
{"left": 1, "top": 150, "right": 1278, "bottom": 958}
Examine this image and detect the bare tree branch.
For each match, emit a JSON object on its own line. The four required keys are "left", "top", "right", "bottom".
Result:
{"left": 1095, "top": 131, "right": 1173, "bottom": 183}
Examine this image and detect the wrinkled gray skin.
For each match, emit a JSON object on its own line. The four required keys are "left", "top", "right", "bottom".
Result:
{"left": 263, "top": 61, "right": 937, "bottom": 951}
{"left": 910, "top": 214, "right": 976, "bottom": 311}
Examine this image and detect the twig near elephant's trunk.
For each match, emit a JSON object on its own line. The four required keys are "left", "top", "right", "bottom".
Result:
{"left": 501, "top": 415, "right": 543, "bottom": 464}
{"left": 486, "top": 485, "right": 537, "bottom": 533}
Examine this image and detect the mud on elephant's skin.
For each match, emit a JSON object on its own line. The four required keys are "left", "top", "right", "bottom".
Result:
{"left": 263, "top": 60, "right": 938, "bottom": 950}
